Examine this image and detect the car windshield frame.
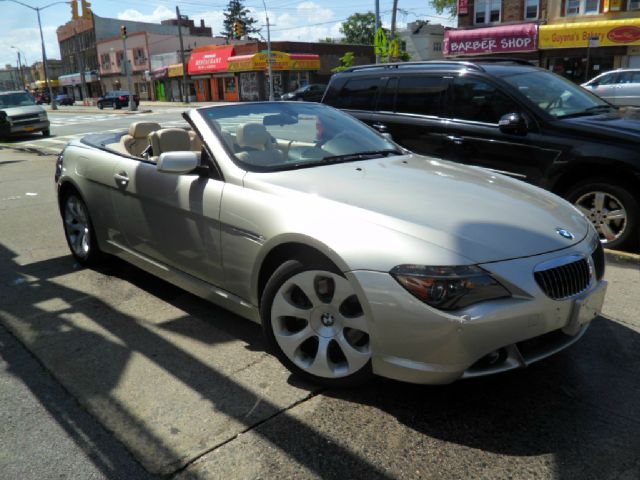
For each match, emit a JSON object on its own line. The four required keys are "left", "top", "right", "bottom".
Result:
{"left": 0, "top": 92, "right": 37, "bottom": 108}
{"left": 498, "top": 69, "right": 612, "bottom": 119}
{"left": 198, "top": 102, "right": 402, "bottom": 173}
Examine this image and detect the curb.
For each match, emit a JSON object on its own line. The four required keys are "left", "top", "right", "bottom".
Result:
{"left": 604, "top": 249, "right": 640, "bottom": 266}
{"left": 45, "top": 108, "right": 153, "bottom": 115}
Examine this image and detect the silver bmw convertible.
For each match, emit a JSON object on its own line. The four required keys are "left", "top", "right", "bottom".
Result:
{"left": 55, "top": 102, "right": 607, "bottom": 387}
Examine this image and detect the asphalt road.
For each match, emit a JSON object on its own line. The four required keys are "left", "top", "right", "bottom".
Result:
{"left": 0, "top": 137, "right": 639, "bottom": 479}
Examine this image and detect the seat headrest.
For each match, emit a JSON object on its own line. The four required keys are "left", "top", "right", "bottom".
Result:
{"left": 149, "top": 128, "right": 191, "bottom": 156}
{"left": 236, "top": 123, "right": 270, "bottom": 149}
{"left": 129, "top": 122, "right": 161, "bottom": 138}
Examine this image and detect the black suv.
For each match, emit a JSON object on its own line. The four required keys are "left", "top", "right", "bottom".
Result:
{"left": 322, "top": 59, "right": 640, "bottom": 251}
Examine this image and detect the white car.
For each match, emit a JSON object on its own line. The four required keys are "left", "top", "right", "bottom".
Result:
{"left": 582, "top": 69, "right": 640, "bottom": 106}
{"left": 55, "top": 102, "right": 608, "bottom": 387}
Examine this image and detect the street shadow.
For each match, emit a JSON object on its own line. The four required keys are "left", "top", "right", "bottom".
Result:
{"left": 0, "top": 242, "right": 395, "bottom": 479}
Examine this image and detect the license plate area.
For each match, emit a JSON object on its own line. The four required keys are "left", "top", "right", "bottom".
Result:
{"left": 563, "top": 281, "right": 608, "bottom": 335}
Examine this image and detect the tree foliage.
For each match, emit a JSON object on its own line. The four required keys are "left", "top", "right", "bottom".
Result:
{"left": 430, "top": 0, "right": 457, "bottom": 16}
{"left": 222, "top": 0, "right": 259, "bottom": 38}
{"left": 331, "top": 52, "right": 355, "bottom": 73}
{"left": 340, "top": 12, "right": 377, "bottom": 45}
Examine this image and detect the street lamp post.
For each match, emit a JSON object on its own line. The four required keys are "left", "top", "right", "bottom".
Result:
{"left": 11, "top": 46, "right": 27, "bottom": 89}
{"left": 261, "top": 0, "right": 274, "bottom": 101}
{"left": 1, "top": 0, "right": 70, "bottom": 110}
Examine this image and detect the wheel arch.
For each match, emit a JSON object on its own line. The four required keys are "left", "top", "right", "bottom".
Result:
{"left": 255, "top": 238, "right": 348, "bottom": 307}
{"left": 551, "top": 159, "right": 640, "bottom": 199}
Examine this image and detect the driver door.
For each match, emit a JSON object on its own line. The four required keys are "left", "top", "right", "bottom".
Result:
{"left": 443, "top": 75, "right": 559, "bottom": 186}
{"left": 111, "top": 155, "right": 224, "bottom": 285}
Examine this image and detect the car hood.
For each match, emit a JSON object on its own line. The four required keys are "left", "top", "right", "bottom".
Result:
{"left": 559, "top": 110, "right": 640, "bottom": 141}
{"left": 1, "top": 105, "right": 45, "bottom": 117}
{"left": 245, "top": 154, "right": 589, "bottom": 263}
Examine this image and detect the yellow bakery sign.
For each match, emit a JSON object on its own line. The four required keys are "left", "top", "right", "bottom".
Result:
{"left": 540, "top": 19, "right": 640, "bottom": 49}
{"left": 228, "top": 51, "right": 320, "bottom": 71}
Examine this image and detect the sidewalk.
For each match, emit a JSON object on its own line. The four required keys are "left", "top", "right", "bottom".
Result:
{"left": 43, "top": 100, "right": 225, "bottom": 115}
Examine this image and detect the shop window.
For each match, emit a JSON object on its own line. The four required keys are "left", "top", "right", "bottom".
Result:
{"left": 629, "top": 0, "right": 640, "bottom": 9}
{"left": 566, "top": 0, "right": 600, "bottom": 15}
{"left": 524, "top": 0, "right": 539, "bottom": 19}
{"left": 450, "top": 77, "right": 519, "bottom": 124}
{"left": 395, "top": 76, "right": 446, "bottom": 117}
{"left": 336, "top": 78, "right": 379, "bottom": 110}
{"left": 475, "top": 0, "right": 501, "bottom": 24}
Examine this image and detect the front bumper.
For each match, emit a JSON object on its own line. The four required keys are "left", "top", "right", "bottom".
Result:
{"left": 0, "top": 120, "right": 49, "bottom": 135}
{"left": 347, "top": 236, "right": 606, "bottom": 384}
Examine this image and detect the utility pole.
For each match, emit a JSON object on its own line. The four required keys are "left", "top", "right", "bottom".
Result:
{"left": 375, "top": 0, "right": 380, "bottom": 63}
{"left": 14, "top": 50, "right": 25, "bottom": 89}
{"left": 261, "top": 0, "right": 274, "bottom": 101}
{"left": 120, "top": 25, "right": 137, "bottom": 111}
{"left": 176, "top": 6, "right": 189, "bottom": 104}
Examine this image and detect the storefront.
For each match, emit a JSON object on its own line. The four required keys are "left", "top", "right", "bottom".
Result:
{"left": 539, "top": 18, "right": 640, "bottom": 83}
{"left": 150, "top": 66, "right": 169, "bottom": 101}
{"left": 58, "top": 71, "right": 100, "bottom": 99}
{"left": 227, "top": 51, "right": 320, "bottom": 101}
{"left": 444, "top": 23, "right": 538, "bottom": 61}
{"left": 187, "top": 45, "right": 237, "bottom": 102}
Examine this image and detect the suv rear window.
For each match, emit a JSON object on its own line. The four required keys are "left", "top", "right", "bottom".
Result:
{"left": 333, "top": 78, "right": 379, "bottom": 110}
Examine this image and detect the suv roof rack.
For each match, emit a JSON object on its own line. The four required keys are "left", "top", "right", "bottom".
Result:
{"left": 341, "top": 60, "right": 485, "bottom": 74}
{"left": 466, "top": 57, "right": 534, "bottom": 65}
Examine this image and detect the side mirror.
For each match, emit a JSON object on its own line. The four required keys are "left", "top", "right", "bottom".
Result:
{"left": 498, "top": 112, "right": 528, "bottom": 135}
{"left": 157, "top": 151, "right": 199, "bottom": 174}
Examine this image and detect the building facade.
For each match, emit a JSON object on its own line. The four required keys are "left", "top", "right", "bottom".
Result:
{"left": 448, "top": 0, "right": 640, "bottom": 82}
{"left": 398, "top": 21, "right": 446, "bottom": 61}
{"left": 56, "top": 0, "right": 213, "bottom": 100}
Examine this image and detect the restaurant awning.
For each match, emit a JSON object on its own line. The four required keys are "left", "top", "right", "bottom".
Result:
{"left": 444, "top": 23, "right": 538, "bottom": 56}
{"left": 151, "top": 66, "right": 168, "bottom": 80}
{"left": 539, "top": 18, "right": 640, "bottom": 49}
{"left": 227, "top": 51, "right": 320, "bottom": 72}
{"left": 188, "top": 46, "right": 235, "bottom": 75}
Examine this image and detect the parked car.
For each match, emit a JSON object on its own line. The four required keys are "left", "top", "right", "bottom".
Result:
{"left": 322, "top": 59, "right": 640, "bottom": 251}
{"left": 0, "top": 90, "right": 50, "bottom": 137}
{"left": 97, "top": 90, "right": 140, "bottom": 109}
{"left": 582, "top": 68, "right": 640, "bottom": 106}
{"left": 55, "top": 94, "right": 74, "bottom": 106}
{"left": 55, "top": 102, "right": 607, "bottom": 387}
{"left": 35, "top": 92, "right": 50, "bottom": 104}
{"left": 279, "top": 84, "right": 327, "bottom": 102}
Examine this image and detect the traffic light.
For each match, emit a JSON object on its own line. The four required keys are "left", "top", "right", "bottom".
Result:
{"left": 120, "top": 25, "right": 127, "bottom": 39}
{"left": 81, "top": 0, "right": 92, "bottom": 19}
{"left": 233, "top": 20, "right": 244, "bottom": 39}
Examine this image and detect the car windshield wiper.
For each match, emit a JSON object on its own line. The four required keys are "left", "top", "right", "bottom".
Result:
{"left": 558, "top": 105, "right": 613, "bottom": 119}
{"left": 320, "top": 149, "right": 403, "bottom": 163}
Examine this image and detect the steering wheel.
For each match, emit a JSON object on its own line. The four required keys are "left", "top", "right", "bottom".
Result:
{"left": 545, "top": 95, "right": 564, "bottom": 112}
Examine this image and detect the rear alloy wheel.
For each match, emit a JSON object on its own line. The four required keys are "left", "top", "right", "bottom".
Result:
{"left": 261, "top": 259, "right": 372, "bottom": 387}
{"left": 62, "top": 192, "right": 102, "bottom": 265}
{"left": 566, "top": 180, "right": 639, "bottom": 251}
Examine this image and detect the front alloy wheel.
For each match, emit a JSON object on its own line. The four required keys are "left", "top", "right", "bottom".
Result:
{"left": 62, "top": 192, "right": 101, "bottom": 265}
{"left": 262, "top": 260, "right": 372, "bottom": 387}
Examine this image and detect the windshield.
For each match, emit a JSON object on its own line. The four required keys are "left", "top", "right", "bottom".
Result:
{"left": 0, "top": 92, "right": 36, "bottom": 108}
{"left": 500, "top": 70, "right": 611, "bottom": 118}
{"left": 200, "top": 102, "right": 401, "bottom": 171}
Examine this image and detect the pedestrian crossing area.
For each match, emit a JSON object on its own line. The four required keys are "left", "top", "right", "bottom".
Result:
{"left": 48, "top": 114, "right": 119, "bottom": 127}
{"left": 0, "top": 119, "right": 188, "bottom": 155}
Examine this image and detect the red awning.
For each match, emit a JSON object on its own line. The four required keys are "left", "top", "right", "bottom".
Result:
{"left": 444, "top": 23, "right": 538, "bottom": 56}
{"left": 188, "top": 46, "right": 235, "bottom": 75}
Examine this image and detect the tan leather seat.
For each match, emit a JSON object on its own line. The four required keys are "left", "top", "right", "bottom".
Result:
{"left": 188, "top": 130, "right": 202, "bottom": 152}
{"left": 120, "top": 122, "right": 161, "bottom": 157}
{"left": 235, "top": 123, "right": 282, "bottom": 165}
{"left": 148, "top": 128, "right": 192, "bottom": 162}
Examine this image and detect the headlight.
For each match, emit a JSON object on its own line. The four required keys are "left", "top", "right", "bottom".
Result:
{"left": 39, "top": 113, "right": 48, "bottom": 121}
{"left": 390, "top": 265, "right": 510, "bottom": 310}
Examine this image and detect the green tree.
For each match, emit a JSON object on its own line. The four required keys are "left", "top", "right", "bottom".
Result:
{"left": 222, "top": 0, "right": 259, "bottom": 38}
{"left": 340, "top": 12, "right": 377, "bottom": 45}
{"left": 331, "top": 52, "right": 355, "bottom": 73}
{"left": 430, "top": 0, "right": 457, "bottom": 16}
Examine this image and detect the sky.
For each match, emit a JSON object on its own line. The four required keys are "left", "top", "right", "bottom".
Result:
{"left": 0, "top": 0, "right": 455, "bottom": 68}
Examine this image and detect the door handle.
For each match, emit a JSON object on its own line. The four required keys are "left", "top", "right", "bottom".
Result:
{"left": 114, "top": 171, "right": 129, "bottom": 186}
{"left": 446, "top": 135, "right": 464, "bottom": 145}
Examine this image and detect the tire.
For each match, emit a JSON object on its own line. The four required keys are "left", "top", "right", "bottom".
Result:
{"left": 565, "top": 179, "right": 639, "bottom": 251}
{"left": 261, "top": 259, "right": 373, "bottom": 388}
{"left": 98, "top": 103, "right": 103, "bottom": 110}
{"left": 61, "top": 191, "right": 103, "bottom": 266}
{"left": 42, "top": 129, "right": 50, "bottom": 137}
